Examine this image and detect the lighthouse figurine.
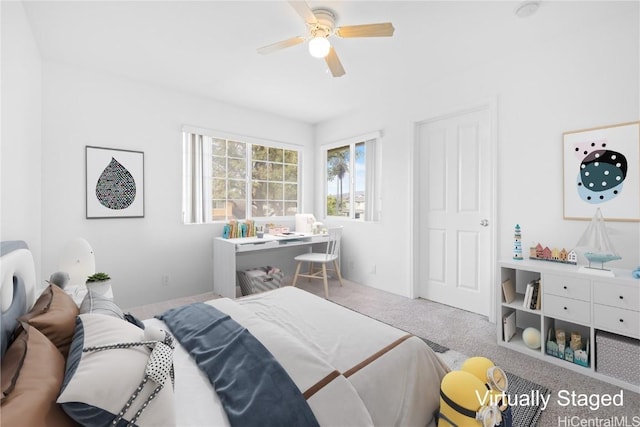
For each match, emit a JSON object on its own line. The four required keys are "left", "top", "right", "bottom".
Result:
{"left": 513, "top": 224, "right": 523, "bottom": 260}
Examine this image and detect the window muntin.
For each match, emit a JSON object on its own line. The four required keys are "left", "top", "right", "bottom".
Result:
{"left": 353, "top": 142, "right": 366, "bottom": 218}
{"left": 183, "top": 131, "right": 301, "bottom": 223}
{"left": 251, "top": 145, "right": 298, "bottom": 217}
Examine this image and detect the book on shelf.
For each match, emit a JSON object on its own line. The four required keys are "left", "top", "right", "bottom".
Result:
{"left": 523, "top": 282, "right": 533, "bottom": 309}
{"left": 535, "top": 280, "right": 542, "bottom": 310}
{"left": 501, "top": 278, "right": 516, "bottom": 304}
{"left": 527, "top": 279, "right": 541, "bottom": 310}
{"left": 523, "top": 279, "right": 541, "bottom": 310}
{"left": 529, "top": 280, "right": 539, "bottom": 310}
{"left": 503, "top": 311, "right": 516, "bottom": 342}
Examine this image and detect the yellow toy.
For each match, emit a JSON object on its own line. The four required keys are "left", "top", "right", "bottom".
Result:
{"left": 437, "top": 370, "right": 502, "bottom": 427}
{"left": 460, "top": 357, "right": 508, "bottom": 395}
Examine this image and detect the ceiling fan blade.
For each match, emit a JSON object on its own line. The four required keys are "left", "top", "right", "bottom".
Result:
{"left": 325, "top": 47, "right": 345, "bottom": 77}
{"left": 288, "top": 1, "right": 317, "bottom": 24}
{"left": 335, "top": 23, "right": 395, "bottom": 38}
{"left": 257, "top": 36, "right": 306, "bottom": 54}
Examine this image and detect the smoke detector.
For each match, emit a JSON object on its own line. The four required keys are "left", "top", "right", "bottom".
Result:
{"left": 514, "top": 1, "right": 540, "bottom": 18}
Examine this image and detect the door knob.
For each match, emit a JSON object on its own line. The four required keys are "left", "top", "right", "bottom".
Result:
{"left": 480, "top": 219, "right": 489, "bottom": 227}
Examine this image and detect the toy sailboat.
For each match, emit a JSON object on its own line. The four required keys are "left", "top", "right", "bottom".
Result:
{"left": 575, "top": 208, "right": 621, "bottom": 277}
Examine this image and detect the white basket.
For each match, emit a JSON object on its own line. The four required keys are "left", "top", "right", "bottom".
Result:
{"left": 237, "top": 266, "right": 284, "bottom": 296}
{"left": 596, "top": 330, "right": 640, "bottom": 385}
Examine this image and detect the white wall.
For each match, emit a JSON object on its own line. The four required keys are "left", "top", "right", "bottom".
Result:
{"left": 316, "top": 3, "right": 640, "bottom": 298}
{"left": 1, "top": 2, "right": 43, "bottom": 283}
{"left": 41, "top": 63, "right": 314, "bottom": 307}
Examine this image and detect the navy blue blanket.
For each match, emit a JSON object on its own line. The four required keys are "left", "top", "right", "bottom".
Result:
{"left": 157, "top": 303, "right": 319, "bottom": 427}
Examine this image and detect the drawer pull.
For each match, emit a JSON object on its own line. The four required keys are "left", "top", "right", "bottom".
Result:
{"left": 564, "top": 306, "right": 568, "bottom": 310}
{"left": 563, "top": 286, "right": 567, "bottom": 290}
{"left": 619, "top": 295, "right": 624, "bottom": 299}
{"left": 620, "top": 319, "right": 624, "bottom": 323}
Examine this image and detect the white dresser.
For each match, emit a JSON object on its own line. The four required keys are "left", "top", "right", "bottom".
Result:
{"left": 497, "top": 259, "right": 639, "bottom": 392}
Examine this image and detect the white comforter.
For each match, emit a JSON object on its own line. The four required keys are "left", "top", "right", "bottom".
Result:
{"left": 146, "top": 286, "right": 449, "bottom": 427}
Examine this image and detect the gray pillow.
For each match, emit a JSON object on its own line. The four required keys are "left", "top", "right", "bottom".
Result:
{"left": 79, "top": 287, "right": 124, "bottom": 319}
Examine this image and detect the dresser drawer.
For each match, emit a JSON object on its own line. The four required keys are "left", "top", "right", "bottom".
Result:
{"left": 543, "top": 274, "right": 591, "bottom": 301}
{"left": 594, "top": 304, "right": 640, "bottom": 339}
{"left": 593, "top": 282, "right": 640, "bottom": 311}
{"left": 544, "top": 294, "right": 590, "bottom": 323}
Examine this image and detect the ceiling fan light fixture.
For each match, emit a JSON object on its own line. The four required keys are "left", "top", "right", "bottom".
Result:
{"left": 308, "top": 36, "right": 331, "bottom": 58}
{"left": 256, "top": 1, "right": 394, "bottom": 77}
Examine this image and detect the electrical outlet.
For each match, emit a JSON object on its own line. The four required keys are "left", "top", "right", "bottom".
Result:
{"left": 161, "top": 275, "right": 170, "bottom": 286}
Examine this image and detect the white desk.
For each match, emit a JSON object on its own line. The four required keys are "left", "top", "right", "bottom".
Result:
{"left": 213, "top": 232, "right": 338, "bottom": 298}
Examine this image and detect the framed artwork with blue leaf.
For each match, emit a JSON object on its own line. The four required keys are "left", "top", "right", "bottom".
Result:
{"left": 563, "top": 121, "right": 639, "bottom": 221}
{"left": 86, "top": 146, "right": 145, "bottom": 219}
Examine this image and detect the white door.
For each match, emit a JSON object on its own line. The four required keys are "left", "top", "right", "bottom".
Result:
{"left": 415, "top": 106, "right": 494, "bottom": 317}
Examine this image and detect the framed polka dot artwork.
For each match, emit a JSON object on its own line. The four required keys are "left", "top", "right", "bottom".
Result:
{"left": 86, "top": 146, "right": 145, "bottom": 219}
{"left": 563, "top": 121, "right": 640, "bottom": 222}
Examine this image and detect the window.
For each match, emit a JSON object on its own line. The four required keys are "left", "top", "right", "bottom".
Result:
{"left": 183, "top": 129, "right": 301, "bottom": 223}
{"left": 324, "top": 132, "right": 380, "bottom": 221}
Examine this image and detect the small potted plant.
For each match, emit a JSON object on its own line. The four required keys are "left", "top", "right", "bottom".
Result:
{"left": 86, "top": 272, "right": 112, "bottom": 295}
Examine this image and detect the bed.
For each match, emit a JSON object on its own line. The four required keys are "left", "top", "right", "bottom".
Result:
{"left": 0, "top": 241, "right": 449, "bottom": 426}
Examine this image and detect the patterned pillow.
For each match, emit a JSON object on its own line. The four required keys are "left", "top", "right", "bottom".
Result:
{"left": 1, "top": 324, "right": 79, "bottom": 426}
{"left": 57, "top": 314, "right": 175, "bottom": 426}
{"left": 18, "top": 284, "right": 79, "bottom": 357}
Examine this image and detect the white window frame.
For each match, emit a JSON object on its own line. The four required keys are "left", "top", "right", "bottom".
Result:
{"left": 182, "top": 125, "right": 303, "bottom": 224}
{"left": 321, "top": 131, "right": 381, "bottom": 221}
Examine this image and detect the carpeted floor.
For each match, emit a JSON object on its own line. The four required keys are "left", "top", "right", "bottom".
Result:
{"left": 127, "top": 278, "right": 640, "bottom": 425}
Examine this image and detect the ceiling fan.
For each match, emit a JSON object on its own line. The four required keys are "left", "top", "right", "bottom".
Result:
{"left": 257, "top": 1, "right": 395, "bottom": 77}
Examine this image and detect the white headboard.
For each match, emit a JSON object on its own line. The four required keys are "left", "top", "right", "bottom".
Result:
{"left": 1, "top": 241, "right": 37, "bottom": 356}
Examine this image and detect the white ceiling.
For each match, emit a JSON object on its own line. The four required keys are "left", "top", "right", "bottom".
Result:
{"left": 22, "top": 1, "right": 625, "bottom": 124}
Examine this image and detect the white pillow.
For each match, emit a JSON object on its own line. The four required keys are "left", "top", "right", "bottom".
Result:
{"left": 57, "top": 314, "right": 175, "bottom": 426}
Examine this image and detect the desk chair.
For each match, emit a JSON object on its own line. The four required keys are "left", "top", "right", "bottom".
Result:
{"left": 292, "top": 228, "right": 344, "bottom": 298}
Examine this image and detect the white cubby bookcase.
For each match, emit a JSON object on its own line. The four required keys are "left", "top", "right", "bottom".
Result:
{"left": 497, "top": 259, "right": 639, "bottom": 392}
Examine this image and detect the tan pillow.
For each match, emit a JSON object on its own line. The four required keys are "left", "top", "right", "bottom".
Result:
{"left": 0, "top": 324, "right": 79, "bottom": 427}
{"left": 19, "top": 284, "right": 79, "bottom": 357}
